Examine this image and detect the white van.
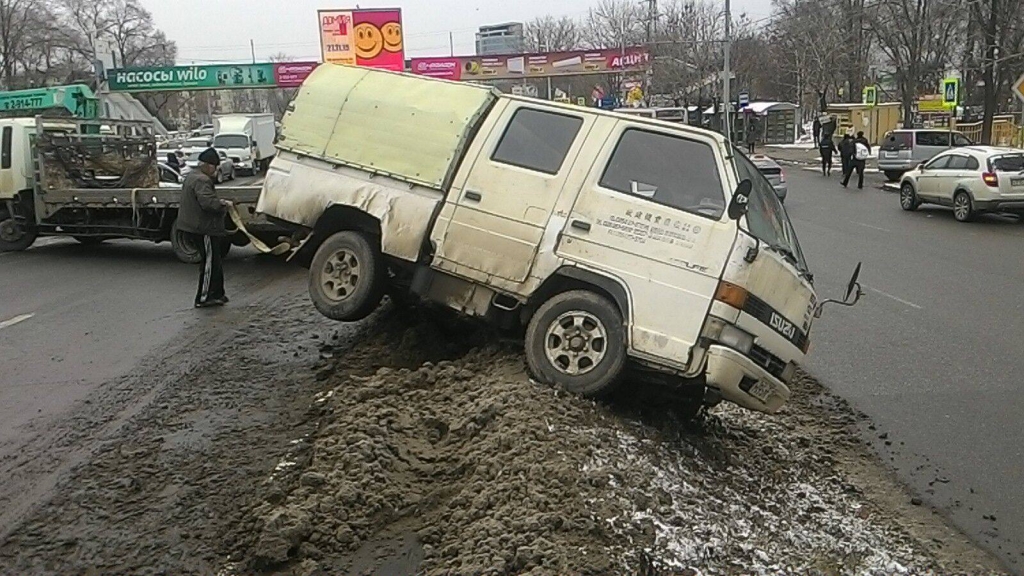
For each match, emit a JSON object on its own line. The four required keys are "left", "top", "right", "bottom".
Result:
{"left": 256, "top": 65, "right": 861, "bottom": 415}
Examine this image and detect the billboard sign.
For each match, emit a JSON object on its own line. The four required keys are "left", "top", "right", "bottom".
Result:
{"left": 318, "top": 8, "right": 404, "bottom": 71}
{"left": 274, "top": 62, "right": 320, "bottom": 88}
{"left": 410, "top": 47, "right": 651, "bottom": 82}
{"left": 109, "top": 64, "right": 277, "bottom": 92}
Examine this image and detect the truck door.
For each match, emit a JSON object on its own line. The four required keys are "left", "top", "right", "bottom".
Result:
{"left": 557, "top": 123, "right": 738, "bottom": 370}
{"left": 435, "top": 102, "right": 595, "bottom": 284}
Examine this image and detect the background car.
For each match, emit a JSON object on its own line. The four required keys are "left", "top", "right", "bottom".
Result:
{"left": 750, "top": 154, "right": 788, "bottom": 202}
{"left": 181, "top": 149, "right": 235, "bottom": 183}
{"left": 898, "top": 146, "right": 1024, "bottom": 222}
{"left": 879, "top": 128, "right": 973, "bottom": 182}
{"left": 158, "top": 162, "right": 182, "bottom": 188}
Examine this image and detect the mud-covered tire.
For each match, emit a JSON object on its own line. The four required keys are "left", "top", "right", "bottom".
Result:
{"left": 0, "top": 215, "right": 38, "bottom": 252}
{"left": 171, "top": 219, "right": 201, "bottom": 264}
{"left": 308, "top": 231, "right": 385, "bottom": 322}
{"left": 526, "top": 290, "right": 627, "bottom": 397}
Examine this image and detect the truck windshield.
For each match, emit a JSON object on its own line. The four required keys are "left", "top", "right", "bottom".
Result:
{"left": 733, "top": 151, "right": 809, "bottom": 273}
{"left": 214, "top": 135, "right": 250, "bottom": 149}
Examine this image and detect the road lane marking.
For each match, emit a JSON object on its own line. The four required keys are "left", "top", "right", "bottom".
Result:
{"left": 866, "top": 287, "right": 922, "bottom": 310}
{"left": 852, "top": 221, "right": 891, "bottom": 233}
{"left": 0, "top": 313, "right": 34, "bottom": 329}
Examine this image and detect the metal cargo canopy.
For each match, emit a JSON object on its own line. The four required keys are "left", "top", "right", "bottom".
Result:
{"left": 276, "top": 64, "right": 498, "bottom": 190}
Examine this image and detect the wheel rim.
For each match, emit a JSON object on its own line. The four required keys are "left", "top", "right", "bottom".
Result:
{"left": 543, "top": 310, "right": 608, "bottom": 376}
{"left": 954, "top": 194, "right": 970, "bottom": 220}
{"left": 0, "top": 219, "right": 24, "bottom": 243}
{"left": 320, "top": 249, "right": 361, "bottom": 302}
{"left": 900, "top": 186, "right": 914, "bottom": 208}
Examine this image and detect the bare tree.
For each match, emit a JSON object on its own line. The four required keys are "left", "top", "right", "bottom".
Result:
{"left": 581, "top": 0, "right": 646, "bottom": 50}
{"left": 524, "top": 16, "right": 581, "bottom": 52}
{"left": 965, "top": 0, "right": 1024, "bottom": 142}
{"left": 0, "top": 0, "right": 53, "bottom": 88}
{"left": 869, "top": 0, "right": 965, "bottom": 127}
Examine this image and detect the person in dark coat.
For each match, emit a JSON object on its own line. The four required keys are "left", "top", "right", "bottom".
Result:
{"left": 166, "top": 152, "right": 180, "bottom": 172}
{"left": 177, "top": 148, "right": 232, "bottom": 308}
{"left": 819, "top": 136, "right": 838, "bottom": 176}
{"left": 812, "top": 116, "right": 822, "bottom": 147}
{"left": 838, "top": 134, "right": 856, "bottom": 179}
{"left": 745, "top": 119, "right": 758, "bottom": 154}
{"left": 842, "top": 131, "right": 872, "bottom": 189}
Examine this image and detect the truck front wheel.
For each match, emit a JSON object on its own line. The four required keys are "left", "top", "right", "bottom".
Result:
{"left": 0, "top": 215, "right": 38, "bottom": 252}
{"left": 309, "top": 231, "right": 385, "bottom": 321}
{"left": 525, "top": 290, "right": 627, "bottom": 397}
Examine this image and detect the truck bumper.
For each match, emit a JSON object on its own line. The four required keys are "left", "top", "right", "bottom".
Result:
{"left": 705, "top": 345, "right": 792, "bottom": 414}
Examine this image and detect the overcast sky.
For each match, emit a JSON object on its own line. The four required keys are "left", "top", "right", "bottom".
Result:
{"left": 139, "top": 0, "right": 771, "bottom": 65}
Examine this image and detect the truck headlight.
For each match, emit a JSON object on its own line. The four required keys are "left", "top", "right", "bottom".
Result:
{"left": 719, "top": 325, "right": 754, "bottom": 354}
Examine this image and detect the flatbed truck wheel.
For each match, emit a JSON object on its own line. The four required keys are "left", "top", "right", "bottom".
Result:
{"left": 0, "top": 215, "right": 38, "bottom": 252}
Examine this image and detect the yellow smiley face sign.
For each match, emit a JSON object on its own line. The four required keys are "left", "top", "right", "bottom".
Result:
{"left": 354, "top": 22, "right": 384, "bottom": 60}
{"left": 381, "top": 21, "right": 403, "bottom": 53}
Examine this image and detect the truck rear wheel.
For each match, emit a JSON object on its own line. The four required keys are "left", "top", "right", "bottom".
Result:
{"left": 0, "top": 216, "right": 38, "bottom": 252}
{"left": 526, "top": 290, "right": 627, "bottom": 397}
{"left": 171, "top": 219, "right": 202, "bottom": 264}
{"left": 309, "top": 231, "right": 385, "bottom": 321}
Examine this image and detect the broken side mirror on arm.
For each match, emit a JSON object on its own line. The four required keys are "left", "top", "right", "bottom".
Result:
{"left": 814, "top": 262, "right": 864, "bottom": 318}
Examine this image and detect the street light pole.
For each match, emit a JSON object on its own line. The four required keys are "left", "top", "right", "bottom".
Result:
{"left": 723, "top": 0, "right": 731, "bottom": 142}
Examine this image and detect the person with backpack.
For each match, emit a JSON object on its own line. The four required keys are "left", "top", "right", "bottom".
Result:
{"left": 842, "top": 131, "right": 872, "bottom": 189}
{"left": 818, "top": 135, "right": 838, "bottom": 176}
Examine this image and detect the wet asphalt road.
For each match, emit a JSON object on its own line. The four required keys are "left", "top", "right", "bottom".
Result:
{"left": 784, "top": 165, "right": 1024, "bottom": 571}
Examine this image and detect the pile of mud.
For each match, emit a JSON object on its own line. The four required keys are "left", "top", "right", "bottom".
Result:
{"left": 231, "top": 308, "right": 995, "bottom": 575}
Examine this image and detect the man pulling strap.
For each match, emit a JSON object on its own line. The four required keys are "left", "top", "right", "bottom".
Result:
{"left": 177, "top": 147, "right": 232, "bottom": 308}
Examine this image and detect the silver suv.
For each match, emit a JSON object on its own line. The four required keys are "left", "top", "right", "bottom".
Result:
{"left": 879, "top": 129, "right": 972, "bottom": 181}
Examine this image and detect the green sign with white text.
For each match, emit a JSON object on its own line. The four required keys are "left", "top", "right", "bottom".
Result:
{"left": 109, "top": 64, "right": 276, "bottom": 92}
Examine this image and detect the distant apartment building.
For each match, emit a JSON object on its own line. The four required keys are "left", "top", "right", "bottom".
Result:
{"left": 476, "top": 23, "right": 525, "bottom": 56}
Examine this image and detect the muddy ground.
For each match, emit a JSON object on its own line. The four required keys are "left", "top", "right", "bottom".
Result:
{"left": 0, "top": 288, "right": 1008, "bottom": 575}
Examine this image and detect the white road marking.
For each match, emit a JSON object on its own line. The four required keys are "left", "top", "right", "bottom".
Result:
{"left": 0, "top": 313, "right": 34, "bottom": 329}
{"left": 852, "top": 221, "right": 891, "bottom": 233}
{"left": 867, "top": 287, "right": 922, "bottom": 310}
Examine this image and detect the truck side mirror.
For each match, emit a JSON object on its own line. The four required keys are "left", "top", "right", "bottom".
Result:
{"left": 728, "top": 180, "right": 752, "bottom": 220}
{"left": 815, "top": 262, "right": 864, "bottom": 318}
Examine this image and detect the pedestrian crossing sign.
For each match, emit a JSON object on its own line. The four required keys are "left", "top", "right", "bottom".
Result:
{"left": 942, "top": 78, "right": 960, "bottom": 109}
{"left": 862, "top": 86, "right": 877, "bottom": 107}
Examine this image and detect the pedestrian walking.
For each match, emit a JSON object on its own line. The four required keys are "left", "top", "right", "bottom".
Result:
{"left": 812, "top": 116, "right": 822, "bottom": 148}
{"left": 818, "top": 136, "right": 838, "bottom": 176}
{"left": 177, "top": 148, "right": 232, "bottom": 308}
{"left": 838, "top": 134, "right": 855, "bottom": 179}
{"left": 842, "top": 131, "right": 871, "bottom": 189}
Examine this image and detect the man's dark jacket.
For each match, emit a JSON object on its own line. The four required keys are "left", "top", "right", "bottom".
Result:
{"left": 177, "top": 171, "right": 227, "bottom": 237}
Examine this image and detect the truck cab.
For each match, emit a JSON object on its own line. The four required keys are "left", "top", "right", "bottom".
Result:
{"left": 213, "top": 114, "right": 277, "bottom": 175}
{"left": 257, "top": 65, "right": 849, "bottom": 416}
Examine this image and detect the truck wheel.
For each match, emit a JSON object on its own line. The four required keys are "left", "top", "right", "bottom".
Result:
{"left": 309, "top": 231, "right": 385, "bottom": 321}
{"left": 0, "top": 216, "right": 38, "bottom": 252}
{"left": 526, "top": 290, "right": 627, "bottom": 397}
{"left": 171, "top": 219, "right": 202, "bottom": 264}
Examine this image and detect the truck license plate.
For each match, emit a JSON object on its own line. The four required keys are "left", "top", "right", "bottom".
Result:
{"left": 747, "top": 380, "right": 775, "bottom": 404}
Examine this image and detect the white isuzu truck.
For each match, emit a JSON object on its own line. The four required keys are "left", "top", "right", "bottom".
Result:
{"left": 255, "top": 64, "right": 862, "bottom": 415}
{"left": 213, "top": 113, "right": 276, "bottom": 175}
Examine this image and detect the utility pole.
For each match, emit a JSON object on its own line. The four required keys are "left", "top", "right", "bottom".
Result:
{"left": 250, "top": 39, "right": 257, "bottom": 64}
{"left": 723, "top": 0, "right": 732, "bottom": 141}
{"left": 449, "top": 32, "right": 454, "bottom": 57}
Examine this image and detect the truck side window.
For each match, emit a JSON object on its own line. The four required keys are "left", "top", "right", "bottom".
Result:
{"left": 491, "top": 108, "right": 583, "bottom": 175}
{"left": 599, "top": 128, "right": 725, "bottom": 219}
{"left": 1, "top": 127, "right": 11, "bottom": 169}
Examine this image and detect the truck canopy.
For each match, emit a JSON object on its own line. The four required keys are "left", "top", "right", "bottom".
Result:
{"left": 276, "top": 64, "right": 497, "bottom": 190}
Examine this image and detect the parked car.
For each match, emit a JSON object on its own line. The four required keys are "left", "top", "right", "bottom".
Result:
{"left": 158, "top": 162, "right": 182, "bottom": 188}
{"left": 182, "top": 149, "right": 235, "bottom": 183}
{"left": 749, "top": 154, "right": 788, "bottom": 202}
{"left": 898, "top": 146, "right": 1024, "bottom": 222}
{"left": 879, "top": 128, "right": 973, "bottom": 182}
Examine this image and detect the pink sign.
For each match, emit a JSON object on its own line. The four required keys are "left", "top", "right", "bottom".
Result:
{"left": 274, "top": 62, "right": 320, "bottom": 88}
{"left": 412, "top": 58, "right": 463, "bottom": 80}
